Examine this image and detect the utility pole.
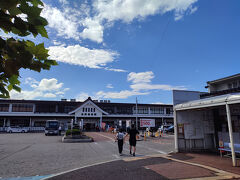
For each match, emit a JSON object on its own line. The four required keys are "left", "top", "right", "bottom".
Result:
{"left": 136, "top": 97, "right": 138, "bottom": 130}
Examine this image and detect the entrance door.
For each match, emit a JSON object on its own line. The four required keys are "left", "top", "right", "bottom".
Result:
{"left": 84, "top": 123, "right": 96, "bottom": 131}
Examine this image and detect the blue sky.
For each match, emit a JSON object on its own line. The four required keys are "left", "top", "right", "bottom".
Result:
{"left": 7, "top": 0, "right": 240, "bottom": 104}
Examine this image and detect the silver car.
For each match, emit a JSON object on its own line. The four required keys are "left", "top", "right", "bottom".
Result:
{"left": 6, "top": 126, "right": 29, "bottom": 133}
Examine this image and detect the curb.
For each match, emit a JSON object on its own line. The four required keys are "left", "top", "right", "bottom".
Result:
{"left": 61, "top": 135, "right": 93, "bottom": 143}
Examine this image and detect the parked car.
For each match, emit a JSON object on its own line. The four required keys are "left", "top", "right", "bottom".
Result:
{"left": 160, "top": 124, "right": 173, "bottom": 132}
{"left": 165, "top": 125, "right": 174, "bottom": 133}
{"left": 6, "top": 126, "right": 29, "bottom": 133}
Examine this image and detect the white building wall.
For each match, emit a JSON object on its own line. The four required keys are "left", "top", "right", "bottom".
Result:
{"left": 177, "top": 110, "right": 215, "bottom": 151}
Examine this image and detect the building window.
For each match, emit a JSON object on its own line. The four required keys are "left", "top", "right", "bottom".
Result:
{"left": 94, "top": 113, "right": 96, "bottom": 116}
{"left": 150, "top": 107, "right": 164, "bottom": 114}
{"left": 88, "top": 108, "right": 90, "bottom": 112}
{"left": 12, "top": 104, "right": 33, "bottom": 112}
{"left": 233, "top": 81, "right": 238, "bottom": 88}
{"left": 81, "top": 113, "right": 84, "bottom": 116}
{"left": 166, "top": 108, "right": 173, "bottom": 114}
{"left": 91, "top": 113, "right": 93, "bottom": 116}
{"left": 134, "top": 107, "right": 148, "bottom": 114}
{"left": 35, "top": 104, "right": 56, "bottom": 113}
{"left": 64, "top": 106, "right": 74, "bottom": 113}
{"left": 0, "top": 104, "right": 9, "bottom": 112}
{"left": 88, "top": 113, "right": 90, "bottom": 116}
{"left": 85, "top": 113, "right": 87, "bottom": 115}
{"left": 83, "top": 108, "right": 85, "bottom": 112}
{"left": 93, "top": 108, "right": 95, "bottom": 112}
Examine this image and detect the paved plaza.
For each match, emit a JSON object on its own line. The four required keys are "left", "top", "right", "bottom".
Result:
{"left": 0, "top": 132, "right": 174, "bottom": 179}
{"left": 0, "top": 132, "right": 239, "bottom": 180}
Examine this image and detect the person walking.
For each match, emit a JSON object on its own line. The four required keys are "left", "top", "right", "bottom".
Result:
{"left": 127, "top": 124, "right": 139, "bottom": 156}
{"left": 115, "top": 128, "right": 125, "bottom": 156}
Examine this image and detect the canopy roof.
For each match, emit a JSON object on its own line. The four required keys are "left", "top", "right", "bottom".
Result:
{"left": 174, "top": 93, "right": 240, "bottom": 111}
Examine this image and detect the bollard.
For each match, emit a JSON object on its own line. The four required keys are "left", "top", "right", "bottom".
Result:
{"left": 155, "top": 131, "right": 159, "bottom": 138}
{"left": 144, "top": 132, "right": 146, "bottom": 141}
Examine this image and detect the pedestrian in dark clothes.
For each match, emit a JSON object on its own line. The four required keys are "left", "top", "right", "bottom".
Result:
{"left": 115, "top": 128, "right": 125, "bottom": 156}
{"left": 126, "top": 124, "right": 139, "bottom": 156}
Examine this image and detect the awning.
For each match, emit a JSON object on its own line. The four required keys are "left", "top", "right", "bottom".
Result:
{"left": 174, "top": 93, "right": 240, "bottom": 111}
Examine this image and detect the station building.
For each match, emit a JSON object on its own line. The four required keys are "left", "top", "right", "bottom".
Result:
{"left": 173, "top": 73, "right": 240, "bottom": 166}
{"left": 0, "top": 97, "right": 173, "bottom": 132}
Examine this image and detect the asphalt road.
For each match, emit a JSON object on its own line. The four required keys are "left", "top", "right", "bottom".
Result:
{"left": 0, "top": 132, "right": 174, "bottom": 179}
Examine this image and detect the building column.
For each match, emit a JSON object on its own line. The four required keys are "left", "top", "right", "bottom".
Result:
{"left": 81, "top": 119, "right": 83, "bottom": 130}
{"left": 29, "top": 117, "right": 32, "bottom": 131}
{"left": 164, "top": 107, "right": 167, "bottom": 116}
{"left": 74, "top": 116, "right": 77, "bottom": 124}
{"left": 174, "top": 110, "right": 179, "bottom": 152}
{"left": 148, "top": 107, "right": 151, "bottom": 114}
{"left": 100, "top": 116, "right": 102, "bottom": 129}
{"left": 226, "top": 103, "right": 236, "bottom": 167}
{"left": 3, "top": 118, "right": 6, "bottom": 127}
{"left": 9, "top": 104, "right": 12, "bottom": 112}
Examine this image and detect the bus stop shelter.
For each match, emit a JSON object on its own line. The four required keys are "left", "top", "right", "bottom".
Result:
{"left": 174, "top": 93, "right": 240, "bottom": 167}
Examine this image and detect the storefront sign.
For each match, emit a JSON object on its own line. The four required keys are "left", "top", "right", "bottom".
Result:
{"left": 140, "top": 119, "right": 155, "bottom": 127}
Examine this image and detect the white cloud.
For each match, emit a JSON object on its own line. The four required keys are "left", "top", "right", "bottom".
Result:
{"left": 106, "top": 84, "right": 114, "bottom": 88}
{"left": 42, "top": 0, "right": 198, "bottom": 43}
{"left": 104, "top": 67, "right": 127, "bottom": 72}
{"left": 41, "top": 4, "right": 79, "bottom": 40}
{"left": 10, "top": 78, "right": 69, "bottom": 100}
{"left": 128, "top": 71, "right": 186, "bottom": 91}
{"left": 76, "top": 92, "right": 90, "bottom": 101}
{"left": 190, "top": 6, "right": 198, "bottom": 14}
{"left": 130, "top": 83, "right": 186, "bottom": 91}
{"left": 127, "top": 71, "right": 154, "bottom": 84}
{"left": 59, "top": 0, "right": 69, "bottom": 5}
{"left": 96, "top": 90, "right": 149, "bottom": 99}
{"left": 48, "top": 45, "right": 119, "bottom": 69}
{"left": 94, "top": 0, "right": 186, "bottom": 22}
{"left": 151, "top": 102, "right": 164, "bottom": 104}
{"left": 44, "top": 93, "right": 57, "bottom": 98}
{"left": 80, "top": 18, "right": 104, "bottom": 43}
{"left": 76, "top": 71, "right": 187, "bottom": 100}
{"left": 35, "top": 78, "right": 63, "bottom": 91}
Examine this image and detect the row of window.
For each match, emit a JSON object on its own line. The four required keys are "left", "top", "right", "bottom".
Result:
{"left": 133, "top": 107, "right": 171, "bottom": 114}
{"left": 0, "top": 103, "right": 173, "bottom": 114}
{"left": 82, "top": 107, "right": 95, "bottom": 112}
{"left": 228, "top": 81, "right": 240, "bottom": 89}
{"left": 81, "top": 113, "right": 97, "bottom": 116}
{"left": 12, "top": 104, "right": 33, "bottom": 112}
{"left": 0, "top": 104, "right": 33, "bottom": 112}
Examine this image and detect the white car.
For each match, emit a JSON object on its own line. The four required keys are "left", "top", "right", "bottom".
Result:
{"left": 6, "top": 126, "right": 29, "bottom": 133}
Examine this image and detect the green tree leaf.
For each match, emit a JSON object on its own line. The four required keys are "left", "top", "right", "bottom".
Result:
{"left": 0, "top": 0, "right": 57, "bottom": 98}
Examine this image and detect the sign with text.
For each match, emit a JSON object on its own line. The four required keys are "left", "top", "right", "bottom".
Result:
{"left": 140, "top": 119, "right": 155, "bottom": 127}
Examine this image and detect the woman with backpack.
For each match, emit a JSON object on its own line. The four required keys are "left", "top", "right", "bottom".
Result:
{"left": 115, "top": 128, "right": 125, "bottom": 156}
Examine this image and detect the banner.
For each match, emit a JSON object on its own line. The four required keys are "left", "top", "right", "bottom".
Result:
{"left": 140, "top": 119, "right": 155, "bottom": 127}
{"left": 126, "top": 120, "right": 131, "bottom": 127}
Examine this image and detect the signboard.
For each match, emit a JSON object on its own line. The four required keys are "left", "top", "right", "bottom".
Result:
{"left": 140, "top": 119, "right": 155, "bottom": 127}
{"left": 126, "top": 120, "right": 131, "bottom": 128}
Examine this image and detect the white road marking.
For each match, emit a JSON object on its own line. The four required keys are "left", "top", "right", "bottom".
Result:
{"left": 157, "top": 150, "right": 167, "bottom": 154}
{"left": 41, "top": 159, "right": 120, "bottom": 180}
{"left": 94, "top": 142, "right": 98, "bottom": 145}
{"left": 113, "top": 154, "right": 120, "bottom": 159}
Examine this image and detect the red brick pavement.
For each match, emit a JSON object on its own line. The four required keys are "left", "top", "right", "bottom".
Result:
{"left": 145, "top": 161, "right": 216, "bottom": 179}
{"left": 170, "top": 153, "right": 240, "bottom": 175}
